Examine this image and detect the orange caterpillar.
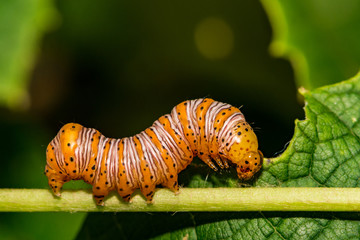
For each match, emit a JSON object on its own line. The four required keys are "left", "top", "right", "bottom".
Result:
{"left": 45, "top": 98, "right": 263, "bottom": 205}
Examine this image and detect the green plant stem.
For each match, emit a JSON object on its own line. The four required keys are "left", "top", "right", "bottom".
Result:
{"left": 0, "top": 188, "right": 359, "bottom": 212}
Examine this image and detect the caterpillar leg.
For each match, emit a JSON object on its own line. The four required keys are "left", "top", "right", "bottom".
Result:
{"left": 220, "top": 156, "right": 229, "bottom": 169}
{"left": 198, "top": 155, "right": 218, "bottom": 171}
{"left": 140, "top": 183, "right": 156, "bottom": 203}
{"left": 162, "top": 174, "right": 180, "bottom": 195}
{"left": 213, "top": 157, "right": 225, "bottom": 169}
{"left": 93, "top": 195, "right": 106, "bottom": 206}
{"left": 117, "top": 187, "right": 135, "bottom": 203}
{"left": 92, "top": 184, "right": 110, "bottom": 206}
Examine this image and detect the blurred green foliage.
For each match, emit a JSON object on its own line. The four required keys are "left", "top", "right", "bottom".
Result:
{"left": 0, "top": 1, "right": 86, "bottom": 239}
{"left": 262, "top": 0, "right": 360, "bottom": 89}
{"left": 1, "top": 0, "right": 360, "bottom": 239}
{"left": 0, "top": 0, "right": 57, "bottom": 109}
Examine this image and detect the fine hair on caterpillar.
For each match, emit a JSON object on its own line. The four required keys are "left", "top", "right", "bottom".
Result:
{"left": 45, "top": 98, "right": 263, "bottom": 206}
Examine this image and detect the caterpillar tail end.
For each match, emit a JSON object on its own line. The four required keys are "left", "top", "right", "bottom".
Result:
{"left": 46, "top": 175, "right": 65, "bottom": 198}
{"left": 50, "top": 185, "right": 62, "bottom": 198}
{"left": 53, "top": 191, "right": 61, "bottom": 197}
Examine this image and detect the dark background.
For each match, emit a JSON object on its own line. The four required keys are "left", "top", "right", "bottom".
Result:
{"left": 34, "top": 0, "right": 301, "bottom": 153}
{"left": 0, "top": 0, "right": 304, "bottom": 201}
{"left": 0, "top": 1, "right": 303, "bottom": 239}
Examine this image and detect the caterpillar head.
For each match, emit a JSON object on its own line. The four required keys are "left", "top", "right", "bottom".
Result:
{"left": 235, "top": 150, "right": 263, "bottom": 180}
{"left": 222, "top": 122, "right": 263, "bottom": 180}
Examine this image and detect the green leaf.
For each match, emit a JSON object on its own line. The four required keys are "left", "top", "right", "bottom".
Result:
{"left": 261, "top": 0, "right": 360, "bottom": 89}
{"left": 0, "top": 0, "right": 58, "bottom": 109}
{"left": 76, "top": 74, "right": 360, "bottom": 239}
{"left": 77, "top": 213, "right": 360, "bottom": 240}
{"left": 257, "top": 72, "right": 360, "bottom": 188}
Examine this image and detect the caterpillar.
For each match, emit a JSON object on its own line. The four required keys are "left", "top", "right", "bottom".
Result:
{"left": 45, "top": 98, "right": 263, "bottom": 205}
